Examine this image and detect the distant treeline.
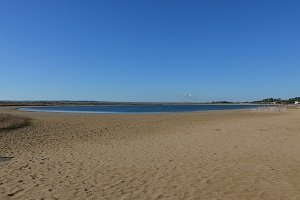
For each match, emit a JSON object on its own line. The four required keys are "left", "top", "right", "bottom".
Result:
{"left": 0, "top": 101, "right": 206, "bottom": 106}
{"left": 210, "top": 101, "right": 234, "bottom": 104}
{"left": 0, "top": 101, "right": 109, "bottom": 106}
{"left": 0, "top": 101, "right": 157, "bottom": 106}
{"left": 251, "top": 97, "right": 300, "bottom": 104}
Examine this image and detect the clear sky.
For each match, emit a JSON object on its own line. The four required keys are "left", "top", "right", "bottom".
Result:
{"left": 0, "top": 0, "right": 299, "bottom": 102}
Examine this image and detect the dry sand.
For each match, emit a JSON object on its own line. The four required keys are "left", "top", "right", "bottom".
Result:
{"left": 1, "top": 107, "right": 300, "bottom": 199}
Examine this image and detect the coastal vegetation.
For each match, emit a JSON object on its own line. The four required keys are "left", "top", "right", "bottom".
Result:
{"left": 0, "top": 114, "right": 30, "bottom": 130}
{"left": 251, "top": 97, "right": 300, "bottom": 104}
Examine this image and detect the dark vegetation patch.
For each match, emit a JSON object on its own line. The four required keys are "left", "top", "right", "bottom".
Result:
{"left": 0, "top": 114, "right": 31, "bottom": 130}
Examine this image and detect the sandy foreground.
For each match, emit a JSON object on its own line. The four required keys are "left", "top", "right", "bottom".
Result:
{"left": 1, "top": 107, "right": 300, "bottom": 200}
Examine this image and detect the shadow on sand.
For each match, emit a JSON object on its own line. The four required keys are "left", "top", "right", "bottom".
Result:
{"left": 0, "top": 156, "right": 13, "bottom": 163}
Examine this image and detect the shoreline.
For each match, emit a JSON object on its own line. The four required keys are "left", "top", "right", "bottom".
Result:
{"left": 15, "top": 104, "right": 261, "bottom": 115}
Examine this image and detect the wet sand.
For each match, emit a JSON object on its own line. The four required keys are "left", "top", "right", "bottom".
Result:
{"left": 1, "top": 107, "right": 300, "bottom": 199}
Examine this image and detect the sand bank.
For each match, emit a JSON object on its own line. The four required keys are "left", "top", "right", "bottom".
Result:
{"left": 1, "top": 107, "right": 300, "bottom": 199}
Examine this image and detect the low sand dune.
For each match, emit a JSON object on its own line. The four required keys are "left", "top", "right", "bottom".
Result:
{"left": 1, "top": 107, "right": 300, "bottom": 199}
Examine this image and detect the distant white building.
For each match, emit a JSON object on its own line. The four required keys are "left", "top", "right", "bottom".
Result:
{"left": 295, "top": 101, "right": 299, "bottom": 105}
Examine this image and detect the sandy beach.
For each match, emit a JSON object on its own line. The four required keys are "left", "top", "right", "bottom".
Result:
{"left": 1, "top": 107, "right": 300, "bottom": 199}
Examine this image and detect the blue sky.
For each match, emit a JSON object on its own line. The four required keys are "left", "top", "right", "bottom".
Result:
{"left": 0, "top": 0, "right": 299, "bottom": 102}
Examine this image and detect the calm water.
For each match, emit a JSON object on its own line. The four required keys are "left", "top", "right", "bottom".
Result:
{"left": 19, "top": 104, "right": 259, "bottom": 114}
